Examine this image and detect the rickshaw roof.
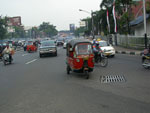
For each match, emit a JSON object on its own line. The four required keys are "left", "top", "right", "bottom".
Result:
{"left": 68, "top": 39, "right": 91, "bottom": 47}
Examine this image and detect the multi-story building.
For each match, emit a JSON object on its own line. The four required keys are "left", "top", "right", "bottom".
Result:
{"left": 69, "top": 24, "right": 75, "bottom": 32}
{"left": 130, "top": 0, "right": 150, "bottom": 36}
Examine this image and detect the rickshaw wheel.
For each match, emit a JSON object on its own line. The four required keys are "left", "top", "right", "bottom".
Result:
{"left": 85, "top": 71, "right": 89, "bottom": 79}
{"left": 67, "top": 66, "right": 70, "bottom": 74}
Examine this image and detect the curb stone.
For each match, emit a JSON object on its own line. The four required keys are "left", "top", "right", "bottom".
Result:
{"left": 115, "top": 51, "right": 141, "bottom": 56}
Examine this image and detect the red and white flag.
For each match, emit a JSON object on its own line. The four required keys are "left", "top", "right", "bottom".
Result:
{"left": 112, "top": 0, "right": 117, "bottom": 33}
{"left": 107, "top": 9, "right": 110, "bottom": 33}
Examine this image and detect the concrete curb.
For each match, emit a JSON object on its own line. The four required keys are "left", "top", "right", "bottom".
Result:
{"left": 115, "top": 51, "right": 141, "bottom": 56}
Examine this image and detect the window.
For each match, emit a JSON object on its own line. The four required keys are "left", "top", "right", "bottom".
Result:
{"left": 75, "top": 44, "right": 92, "bottom": 55}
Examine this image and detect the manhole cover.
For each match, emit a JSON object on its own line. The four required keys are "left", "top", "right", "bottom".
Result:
{"left": 100, "top": 75, "right": 126, "bottom": 83}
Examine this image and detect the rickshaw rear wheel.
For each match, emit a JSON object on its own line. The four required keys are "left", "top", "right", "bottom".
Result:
{"left": 67, "top": 65, "right": 70, "bottom": 74}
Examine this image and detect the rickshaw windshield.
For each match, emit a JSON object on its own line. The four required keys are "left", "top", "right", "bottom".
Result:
{"left": 27, "top": 42, "right": 33, "bottom": 45}
{"left": 75, "top": 43, "right": 92, "bottom": 55}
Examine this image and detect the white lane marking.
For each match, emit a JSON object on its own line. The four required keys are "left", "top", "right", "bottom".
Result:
{"left": 22, "top": 54, "right": 28, "bottom": 56}
{"left": 25, "top": 59, "right": 37, "bottom": 65}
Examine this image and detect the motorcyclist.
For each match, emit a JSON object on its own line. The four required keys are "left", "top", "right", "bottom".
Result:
{"left": 2, "top": 44, "right": 13, "bottom": 61}
{"left": 0, "top": 45, "right": 3, "bottom": 59}
{"left": 93, "top": 41, "right": 101, "bottom": 62}
{"left": 93, "top": 39, "right": 96, "bottom": 45}
{"left": 143, "top": 44, "right": 150, "bottom": 56}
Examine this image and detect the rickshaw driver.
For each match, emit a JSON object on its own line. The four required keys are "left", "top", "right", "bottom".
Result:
{"left": 93, "top": 41, "right": 100, "bottom": 62}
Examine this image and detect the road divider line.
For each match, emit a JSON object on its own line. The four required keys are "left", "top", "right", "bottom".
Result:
{"left": 22, "top": 54, "right": 28, "bottom": 56}
{"left": 25, "top": 59, "right": 37, "bottom": 65}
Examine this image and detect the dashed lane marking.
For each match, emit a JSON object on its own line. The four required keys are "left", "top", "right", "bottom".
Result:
{"left": 22, "top": 54, "right": 28, "bottom": 56}
{"left": 25, "top": 59, "right": 37, "bottom": 65}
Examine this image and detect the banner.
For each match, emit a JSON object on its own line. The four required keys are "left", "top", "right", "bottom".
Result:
{"left": 107, "top": 9, "right": 110, "bottom": 33}
{"left": 112, "top": 0, "right": 117, "bottom": 33}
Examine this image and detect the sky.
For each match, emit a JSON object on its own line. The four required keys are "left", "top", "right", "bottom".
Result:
{"left": 0, "top": 0, "right": 102, "bottom": 30}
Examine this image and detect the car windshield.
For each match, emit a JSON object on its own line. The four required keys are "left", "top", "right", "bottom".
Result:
{"left": 41, "top": 41, "right": 55, "bottom": 46}
{"left": 75, "top": 43, "right": 92, "bottom": 55}
{"left": 99, "top": 41, "right": 109, "bottom": 47}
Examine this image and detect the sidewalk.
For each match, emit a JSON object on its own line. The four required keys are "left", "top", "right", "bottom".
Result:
{"left": 113, "top": 46, "right": 142, "bottom": 55}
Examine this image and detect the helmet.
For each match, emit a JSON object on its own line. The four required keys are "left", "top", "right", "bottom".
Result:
{"left": 95, "top": 41, "right": 99, "bottom": 47}
{"left": 6, "top": 44, "right": 9, "bottom": 48}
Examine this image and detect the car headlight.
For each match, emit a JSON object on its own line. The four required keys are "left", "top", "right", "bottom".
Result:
{"left": 51, "top": 48, "right": 56, "bottom": 51}
{"left": 112, "top": 49, "right": 115, "bottom": 52}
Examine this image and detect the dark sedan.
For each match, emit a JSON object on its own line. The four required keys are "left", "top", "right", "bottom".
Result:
{"left": 39, "top": 40, "right": 57, "bottom": 57}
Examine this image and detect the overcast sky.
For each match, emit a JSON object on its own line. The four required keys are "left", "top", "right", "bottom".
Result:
{"left": 0, "top": 0, "right": 102, "bottom": 30}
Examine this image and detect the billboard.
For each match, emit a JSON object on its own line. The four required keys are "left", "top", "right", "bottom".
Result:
{"left": 80, "top": 21, "right": 86, "bottom": 27}
{"left": 7, "top": 16, "right": 22, "bottom": 26}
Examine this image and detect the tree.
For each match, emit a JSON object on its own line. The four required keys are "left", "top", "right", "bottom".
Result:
{"left": 81, "top": 17, "right": 92, "bottom": 35}
{"left": 74, "top": 27, "right": 86, "bottom": 36}
{"left": 146, "top": 1, "right": 150, "bottom": 14}
{"left": 100, "top": 0, "right": 135, "bottom": 35}
{"left": 0, "top": 16, "right": 8, "bottom": 40}
{"left": 11, "top": 26, "right": 25, "bottom": 38}
{"left": 39, "top": 22, "right": 58, "bottom": 37}
{"left": 31, "top": 27, "right": 39, "bottom": 38}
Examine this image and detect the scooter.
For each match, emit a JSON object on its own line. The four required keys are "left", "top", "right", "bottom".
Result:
{"left": 142, "top": 54, "right": 150, "bottom": 69}
{"left": 95, "top": 50, "right": 108, "bottom": 67}
{"left": 2, "top": 53, "right": 13, "bottom": 65}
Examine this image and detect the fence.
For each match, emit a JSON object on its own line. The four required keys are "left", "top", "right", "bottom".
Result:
{"left": 96, "top": 34, "right": 150, "bottom": 50}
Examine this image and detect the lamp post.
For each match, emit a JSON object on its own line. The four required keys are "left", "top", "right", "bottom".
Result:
{"left": 79, "top": 9, "right": 95, "bottom": 39}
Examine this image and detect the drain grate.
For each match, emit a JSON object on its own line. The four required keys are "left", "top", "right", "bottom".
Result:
{"left": 100, "top": 75, "right": 126, "bottom": 83}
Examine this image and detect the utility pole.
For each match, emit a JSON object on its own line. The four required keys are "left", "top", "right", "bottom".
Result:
{"left": 79, "top": 9, "right": 95, "bottom": 39}
{"left": 91, "top": 10, "right": 95, "bottom": 39}
{"left": 143, "top": 0, "right": 147, "bottom": 49}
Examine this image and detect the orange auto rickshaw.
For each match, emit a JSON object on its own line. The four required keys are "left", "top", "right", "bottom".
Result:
{"left": 66, "top": 39, "right": 94, "bottom": 79}
{"left": 26, "top": 41, "right": 37, "bottom": 53}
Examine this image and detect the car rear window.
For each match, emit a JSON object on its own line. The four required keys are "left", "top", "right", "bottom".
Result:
{"left": 99, "top": 41, "right": 109, "bottom": 47}
{"left": 41, "top": 41, "right": 55, "bottom": 46}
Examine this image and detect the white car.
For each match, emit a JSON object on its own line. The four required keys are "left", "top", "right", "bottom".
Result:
{"left": 99, "top": 40, "right": 115, "bottom": 57}
{"left": 63, "top": 42, "right": 67, "bottom": 49}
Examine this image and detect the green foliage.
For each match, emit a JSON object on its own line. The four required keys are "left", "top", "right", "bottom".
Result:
{"left": 118, "top": 12, "right": 129, "bottom": 34}
{"left": 0, "top": 16, "right": 8, "bottom": 40}
{"left": 39, "top": 22, "right": 58, "bottom": 37}
{"left": 13, "top": 26, "right": 25, "bottom": 38}
{"left": 146, "top": 1, "right": 150, "bottom": 14}
{"left": 74, "top": 27, "right": 86, "bottom": 36}
{"left": 81, "top": 17, "right": 92, "bottom": 35}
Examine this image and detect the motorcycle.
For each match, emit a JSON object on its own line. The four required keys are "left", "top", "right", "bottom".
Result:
{"left": 2, "top": 53, "right": 13, "bottom": 65}
{"left": 95, "top": 50, "right": 108, "bottom": 67}
{"left": 142, "top": 54, "right": 150, "bottom": 69}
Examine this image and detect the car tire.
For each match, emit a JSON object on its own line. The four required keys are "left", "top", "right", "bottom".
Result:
{"left": 111, "top": 55, "right": 115, "bottom": 57}
{"left": 40, "top": 54, "right": 42, "bottom": 58}
{"left": 55, "top": 52, "right": 57, "bottom": 56}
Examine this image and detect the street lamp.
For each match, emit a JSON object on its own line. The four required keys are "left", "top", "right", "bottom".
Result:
{"left": 79, "top": 9, "right": 95, "bottom": 39}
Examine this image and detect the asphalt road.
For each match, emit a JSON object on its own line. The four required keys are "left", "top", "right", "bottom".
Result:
{"left": 0, "top": 47, "right": 150, "bottom": 113}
